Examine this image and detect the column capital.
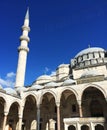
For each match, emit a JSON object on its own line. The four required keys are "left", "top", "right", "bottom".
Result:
{"left": 90, "top": 122, "right": 95, "bottom": 130}
{"left": 37, "top": 104, "right": 41, "bottom": 109}
{"left": 77, "top": 100, "right": 82, "bottom": 106}
{"left": 56, "top": 102, "right": 60, "bottom": 107}
{"left": 4, "top": 112, "right": 8, "bottom": 116}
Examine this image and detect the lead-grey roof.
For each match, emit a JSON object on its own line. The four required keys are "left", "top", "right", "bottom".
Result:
{"left": 36, "top": 75, "right": 52, "bottom": 80}
{"left": 75, "top": 47, "right": 105, "bottom": 58}
{"left": 29, "top": 84, "right": 44, "bottom": 90}
{"left": 45, "top": 82, "right": 60, "bottom": 88}
{"left": 16, "top": 87, "right": 27, "bottom": 93}
{"left": 63, "top": 79, "right": 76, "bottom": 86}
{"left": 4, "top": 88, "right": 17, "bottom": 95}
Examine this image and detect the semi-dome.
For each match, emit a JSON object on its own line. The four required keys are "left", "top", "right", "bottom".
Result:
{"left": 75, "top": 47, "right": 105, "bottom": 58}
{"left": 34, "top": 75, "right": 52, "bottom": 85}
{"left": 45, "top": 82, "right": 60, "bottom": 88}
{"left": 29, "top": 84, "right": 44, "bottom": 90}
{"left": 63, "top": 79, "right": 76, "bottom": 86}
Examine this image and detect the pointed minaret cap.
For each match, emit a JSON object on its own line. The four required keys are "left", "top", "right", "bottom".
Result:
{"left": 23, "top": 7, "right": 30, "bottom": 27}
{"left": 25, "top": 7, "right": 29, "bottom": 19}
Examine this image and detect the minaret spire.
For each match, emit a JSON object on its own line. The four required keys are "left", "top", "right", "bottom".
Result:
{"left": 25, "top": 7, "right": 29, "bottom": 19}
{"left": 15, "top": 9, "right": 30, "bottom": 88}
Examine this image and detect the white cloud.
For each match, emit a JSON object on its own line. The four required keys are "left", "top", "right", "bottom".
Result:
{"left": 0, "top": 72, "right": 16, "bottom": 88}
{"left": 0, "top": 78, "right": 9, "bottom": 86}
{"left": 43, "top": 67, "right": 56, "bottom": 76}
{"left": 6, "top": 72, "right": 16, "bottom": 78}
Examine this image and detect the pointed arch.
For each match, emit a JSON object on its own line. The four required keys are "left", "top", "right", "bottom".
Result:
{"left": 0, "top": 96, "right": 6, "bottom": 129}
{"left": 80, "top": 84, "right": 106, "bottom": 101}
{"left": 40, "top": 90, "right": 57, "bottom": 104}
{"left": 40, "top": 91, "right": 56, "bottom": 130}
{"left": 0, "top": 94, "right": 8, "bottom": 111}
{"left": 81, "top": 86, "right": 107, "bottom": 117}
{"left": 7, "top": 101, "right": 19, "bottom": 130}
{"left": 60, "top": 87, "right": 79, "bottom": 101}
{"left": 22, "top": 92, "right": 38, "bottom": 106}
{"left": 23, "top": 94, "right": 37, "bottom": 130}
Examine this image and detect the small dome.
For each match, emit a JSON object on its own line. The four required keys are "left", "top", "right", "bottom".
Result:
{"left": 45, "top": 82, "right": 59, "bottom": 88}
{"left": 36, "top": 75, "right": 52, "bottom": 80}
{"left": 75, "top": 47, "right": 105, "bottom": 58}
{"left": 35, "top": 75, "right": 52, "bottom": 84}
{"left": 16, "top": 87, "right": 27, "bottom": 93}
{"left": 63, "top": 79, "right": 76, "bottom": 86}
{"left": 4, "top": 88, "right": 17, "bottom": 95}
{"left": 81, "top": 70, "right": 99, "bottom": 78}
{"left": 29, "top": 84, "right": 44, "bottom": 90}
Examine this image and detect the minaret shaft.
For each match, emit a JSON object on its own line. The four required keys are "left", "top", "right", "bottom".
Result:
{"left": 15, "top": 50, "right": 27, "bottom": 87}
{"left": 15, "top": 9, "right": 30, "bottom": 88}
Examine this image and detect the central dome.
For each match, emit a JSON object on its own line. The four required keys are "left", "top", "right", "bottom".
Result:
{"left": 75, "top": 47, "right": 105, "bottom": 58}
{"left": 71, "top": 47, "right": 106, "bottom": 68}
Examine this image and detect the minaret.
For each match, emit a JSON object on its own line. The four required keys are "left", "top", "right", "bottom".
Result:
{"left": 15, "top": 8, "right": 30, "bottom": 88}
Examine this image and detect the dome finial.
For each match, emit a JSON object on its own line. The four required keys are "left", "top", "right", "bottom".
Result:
{"left": 88, "top": 44, "right": 90, "bottom": 48}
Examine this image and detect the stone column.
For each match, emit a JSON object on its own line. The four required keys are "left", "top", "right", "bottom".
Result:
{"left": 64, "top": 124, "right": 68, "bottom": 130}
{"left": 77, "top": 122, "right": 81, "bottom": 130}
{"left": 49, "top": 119, "right": 56, "bottom": 130}
{"left": 3, "top": 112, "right": 8, "bottom": 130}
{"left": 18, "top": 106, "right": 24, "bottom": 130}
{"left": 18, "top": 116, "right": 23, "bottom": 130}
{"left": 78, "top": 100, "right": 83, "bottom": 117}
{"left": 90, "top": 122, "right": 94, "bottom": 130}
{"left": 56, "top": 102, "right": 60, "bottom": 130}
{"left": 37, "top": 105, "right": 40, "bottom": 130}
{"left": 46, "top": 122, "right": 49, "bottom": 130}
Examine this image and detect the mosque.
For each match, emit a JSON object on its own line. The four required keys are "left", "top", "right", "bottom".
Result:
{"left": 0, "top": 9, "right": 107, "bottom": 130}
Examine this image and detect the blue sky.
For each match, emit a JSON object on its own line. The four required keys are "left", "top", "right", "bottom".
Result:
{"left": 0, "top": 0, "right": 107, "bottom": 87}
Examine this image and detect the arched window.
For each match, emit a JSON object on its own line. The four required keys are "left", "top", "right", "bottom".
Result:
{"left": 68, "top": 125, "right": 76, "bottom": 130}
{"left": 81, "top": 125, "right": 89, "bottom": 130}
{"left": 95, "top": 124, "right": 104, "bottom": 130}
